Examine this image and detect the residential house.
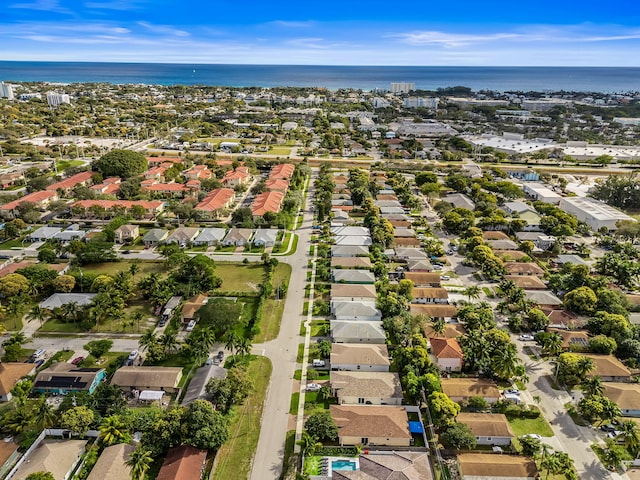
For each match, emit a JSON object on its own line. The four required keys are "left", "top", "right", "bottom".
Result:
{"left": 516, "top": 232, "right": 556, "bottom": 249}
{"left": 444, "top": 193, "right": 475, "bottom": 210}
{"left": 542, "top": 308, "right": 584, "bottom": 330}
{"left": 28, "top": 226, "right": 62, "bottom": 242}
{"left": 72, "top": 200, "right": 164, "bottom": 218}
{"left": 40, "top": 293, "right": 96, "bottom": 309}
{"left": 332, "top": 301, "right": 382, "bottom": 322}
{"left": 494, "top": 250, "right": 530, "bottom": 261}
{"left": 394, "top": 237, "right": 421, "bottom": 247}
{"left": 441, "top": 378, "right": 501, "bottom": 404}
{"left": 156, "top": 445, "right": 207, "bottom": 480}
{"left": 456, "top": 413, "right": 514, "bottom": 446}
{"left": 330, "top": 209, "right": 350, "bottom": 225}
{"left": 407, "top": 259, "right": 433, "bottom": 272}
{"left": 331, "top": 226, "right": 370, "bottom": 237}
{"left": 46, "top": 171, "right": 93, "bottom": 195}
{"left": 331, "top": 321, "right": 386, "bottom": 344}
{"left": 330, "top": 371, "right": 403, "bottom": 406}
{"left": 551, "top": 254, "right": 590, "bottom": 269}
{"left": 111, "top": 366, "right": 183, "bottom": 393}
{"left": 330, "top": 405, "right": 411, "bottom": 447}
{"left": 504, "top": 262, "right": 545, "bottom": 277}
{"left": 113, "top": 224, "right": 139, "bottom": 244}
{"left": 9, "top": 440, "right": 87, "bottom": 480}
{"left": 33, "top": 363, "right": 106, "bottom": 395}
{"left": 0, "top": 190, "right": 58, "bottom": 218}
{"left": 0, "top": 172, "right": 24, "bottom": 188}
{"left": 183, "top": 164, "right": 213, "bottom": 180}
{"left": 144, "top": 166, "right": 167, "bottom": 181}
{"left": 394, "top": 248, "right": 428, "bottom": 261}
{"left": 332, "top": 269, "right": 376, "bottom": 284}
{"left": 330, "top": 344, "right": 390, "bottom": 372}
{"left": 331, "top": 245, "right": 370, "bottom": 257}
{"left": 331, "top": 284, "right": 377, "bottom": 303}
{"left": 505, "top": 275, "right": 547, "bottom": 290}
{"left": 547, "top": 328, "right": 589, "bottom": 350}
{"left": 0, "top": 362, "right": 36, "bottom": 402}
{"left": 142, "top": 182, "right": 190, "bottom": 197}
{"left": 332, "top": 452, "right": 433, "bottom": 480}
{"left": 268, "top": 163, "right": 295, "bottom": 180}
{"left": 221, "top": 168, "right": 250, "bottom": 188}
{"left": 165, "top": 227, "right": 200, "bottom": 246}
{"left": 251, "top": 191, "right": 284, "bottom": 216}
{"left": 333, "top": 235, "right": 372, "bottom": 247}
{"left": 181, "top": 294, "right": 208, "bottom": 325}
{"left": 422, "top": 320, "right": 465, "bottom": 338}
{"left": 523, "top": 290, "right": 563, "bottom": 308}
{"left": 487, "top": 239, "right": 519, "bottom": 250}
{"left": 483, "top": 231, "right": 510, "bottom": 240}
{"left": 457, "top": 453, "right": 539, "bottom": 480}
{"left": 252, "top": 229, "right": 279, "bottom": 247}
{"left": 86, "top": 443, "right": 135, "bottom": 480}
{"left": 222, "top": 227, "right": 253, "bottom": 246}
{"left": 90, "top": 177, "right": 121, "bottom": 196}
{"left": 374, "top": 199, "right": 403, "bottom": 209}
{"left": 331, "top": 257, "right": 372, "bottom": 269}
{"left": 580, "top": 354, "right": 632, "bottom": 382}
{"left": 412, "top": 288, "right": 449, "bottom": 304}
{"left": 265, "top": 178, "right": 289, "bottom": 192}
{"left": 603, "top": 383, "right": 640, "bottom": 417}
{"left": 429, "top": 337, "right": 463, "bottom": 372}
{"left": 54, "top": 225, "right": 86, "bottom": 243}
{"left": 142, "top": 228, "right": 169, "bottom": 246}
{"left": 194, "top": 188, "right": 235, "bottom": 219}
{"left": 403, "top": 272, "right": 441, "bottom": 287}
{"left": 193, "top": 228, "right": 227, "bottom": 246}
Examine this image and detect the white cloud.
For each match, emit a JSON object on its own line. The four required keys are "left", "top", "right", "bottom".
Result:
{"left": 84, "top": 0, "right": 144, "bottom": 10}
{"left": 137, "top": 21, "right": 190, "bottom": 37}
{"left": 268, "top": 20, "right": 316, "bottom": 28}
{"left": 10, "top": 0, "right": 70, "bottom": 14}
{"left": 392, "top": 31, "right": 521, "bottom": 47}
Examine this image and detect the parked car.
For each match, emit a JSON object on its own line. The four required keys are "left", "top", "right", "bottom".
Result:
{"left": 524, "top": 434, "right": 542, "bottom": 440}
{"left": 186, "top": 320, "right": 196, "bottom": 332}
{"left": 447, "top": 250, "right": 454, "bottom": 255}
{"left": 518, "top": 334, "right": 535, "bottom": 341}
{"left": 122, "top": 250, "right": 131, "bottom": 254}
{"left": 504, "top": 388, "right": 520, "bottom": 395}
{"left": 71, "top": 356, "right": 85, "bottom": 365}
{"left": 433, "top": 265, "right": 443, "bottom": 271}
{"left": 441, "top": 275, "right": 450, "bottom": 281}
{"left": 600, "top": 424, "right": 617, "bottom": 433}
{"left": 312, "top": 359, "right": 326, "bottom": 367}
{"left": 34, "top": 359, "right": 45, "bottom": 368}
{"left": 306, "top": 383, "right": 322, "bottom": 392}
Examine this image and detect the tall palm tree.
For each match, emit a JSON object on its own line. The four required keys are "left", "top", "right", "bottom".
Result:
{"left": 236, "top": 337, "right": 252, "bottom": 357}
{"left": 577, "top": 357, "right": 595, "bottom": 378}
{"left": 601, "top": 399, "right": 622, "bottom": 425}
{"left": 139, "top": 329, "right": 157, "bottom": 351}
{"left": 131, "top": 311, "right": 145, "bottom": 333}
{"left": 541, "top": 333, "right": 563, "bottom": 357}
{"left": 126, "top": 447, "right": 153, "bottom": 480}
{"left": 159, "top": 332, "right": 179, "bottom": 355}
{"left": 620, "top": 420, "right": 640, "bottom": 458}
{"left": 26, "top": 305, "right": 49, "bottom": 327}
{"left": 464, "top": 285, "right": 482, "bottom": 303}
{"left": 225, "top": 332, "right": 240, "bottom": 356}
{"left": 581, "top": 376, "right": 604, "bottom": 397}
{"left": 491, "top": 343, "right": 520, "bottom": 381}
{"left": 297, "top": 431, "right": 322, "bottom": 457}
{"left": 99, "top": 415, "right": 131, "bottom": 445}
{"left": 5, "top": 405, "right": 32, "bottom": 434}
{"left": 432, "top": 318, "right": 446, "bottom": 336}
{"left": 33, "top": 396, "right": 57, "bottom": 431}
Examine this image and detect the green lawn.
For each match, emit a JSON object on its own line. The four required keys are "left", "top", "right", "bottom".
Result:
{"left": 77, "top": 261, "right": 166, "bottom": 279}
{"left": 57, "top": 160, "right": 85, "bottom": 171}
{"left": 290, "top": 392, "right": 300, "bottom": 415}
{"left": 39, "top": 319, "right": 83, "bottom": 333}
{"left": 80, "top": 351, "right": 128, "bottom": 369}
{"left": 269, "top": 147, "right": 292, "bottom": 156}
{"left": 508, "top": 416, "right": 554, "bottom": 437}
{"left": 215, "top": 263, "right": 266, "bottom": 294}
{"left": 280, "top": 431, "right": 297, "bottom": 480}
{"left": 0, "top": 238, "right": 26, "bottom": 249}
{"left": 212, "top": 356, "right": 272, "bottom": 480}
{"left": 254, "top": 298, "right": 285, "bottom": 343}
{"left": 272, "top": 263, "right": 292, "bottom": 287}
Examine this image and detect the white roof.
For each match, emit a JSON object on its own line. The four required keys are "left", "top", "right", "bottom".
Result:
{"left": 333, "top": 269, "right": 376, "bottom": 283}
{"left": 331, "top": 226, "right": 370, "bottom": 236}
{"left": 194, "top": 228, "right": 227, "bottom": 242}
{"left": 29, "top": 226, "right": 62, "bottom": 239}
{"left": 333, "top": 235, "right": 372, "bottom": 246}
{"left": 253, "top": 229, "right": 279, "bottom": 243}
{"left": 40, "top": 293, "right": 97, "bottom": 309}
{"left": 139, "top": 390, "right": 164, "bottom": 401}
{"left": 560, "top": 197, "right": 634, "bottom": 222}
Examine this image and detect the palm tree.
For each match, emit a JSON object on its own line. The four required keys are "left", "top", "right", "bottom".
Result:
{"left": 540, "top": 333, "right": 563, "bottom": 357}
{"left": 34, "top": 396, "right": 57, "bottom": 431}
{"left": 131, "top": 311, "right": 145, "bottom": 333}
{"left": 581, "top": 376, "right": 604, "bottom": 397}
{"left": 3, "top": 331, "right": 27, "bottom": 346}
{"left": 431, "top": 318, "right": 446, "bottom": 336}
{"left": 159, "top": 332, "right": 179, "bottom": 355}
{"left": 5, "top": 405, "right": 32, "bottom": 434}
{"left": 139, "top": 329, "right": 157, "bottom": 351}
{"left": 577, "top": 357, "right": 595, "bottom": 378}
{"left": 26, "top": 305, "right": 49, "bottom": 327}
{"left": 620, "top": 420, "right": 640, "bottom": 457}
{"left": 126, "top": 447, "right": 153, "bottom": 480}
{"left": 491, "top": 343, "right": 520, "bottom": 380}
{"left": 128, "top": 263, "right": 140, "bottom": 277}
{"left": 225, "top": 332, "right": 241, "bottom": 356}
{"left": 236, "top": 337, "right": 252, "bottom": 357}
{"left": 540, "top": 452, "right": 563, "bottom": 478}
{"left": 464, "top": 285, "right": 482, "bottom": 303}
{"left": 601, "top": 399, "right": 622, "bottom": 425}
{"left": 99, "top": 415, "right": 131, "bottom": 445}
{"left": 297, "top": 431, "right": 322, "bottom": 457}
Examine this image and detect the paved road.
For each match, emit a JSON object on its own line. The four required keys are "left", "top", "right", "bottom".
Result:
{"left": 249, "top": 174, "right": 315, "bottom": 480}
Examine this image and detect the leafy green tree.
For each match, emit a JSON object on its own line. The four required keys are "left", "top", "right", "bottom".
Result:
{"left": 519, "top": 435, "right": 542, "bottom": 457}
{"left": 428, "top": 392, "right": 460, "bottom": 427}
{"left": 60, "top": 406, "right": 95, "bottom": 436}
{"left": 563, "top": 286, "right": 598, "bottom": 315}
{"left": 99, "top": 415, "right": 131, "bottom": 445}
{"left": 84, "top": 339, "right": 113, "bottom": 361}
{"left": 206, "top": 366, "right": 253, "bottom": 413}
{"left": 556, "top": 353, "right": 594, "bottom": 387}
{"left": 52, "top": 275, "right": 76, "bottom": 293}
{"left": 37, "top": 248, "right": 57, "bottom": 263}
{"left": 25, "top": 473, "right": 55, "bottom": 480}
{"left": 581, "top": 376, "right": 604, "bottom": 397}
{"left": 33, "top": 395, "right": 57, "bottom": 430}
{"left": 0, "top": 273, "right": 29, "bottom": 297}
{"left": 305, "top": 410, "right": 338, "bottom": 442}
{"left": 440, "top": 423, "right": 477, "bottom": 449}
{"left": 183, "top": 400, "right": 230, "bottom": 450}
{"left": 588, "top": 335, "right": 617, "bottom": 355}
{"left": 93, "top": 149, "right": 148, "bottom": 179}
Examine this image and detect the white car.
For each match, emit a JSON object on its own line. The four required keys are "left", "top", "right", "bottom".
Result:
{"left": 523, "top": 434, "right": 542, "bottom": 440}
{"left": 306, "top": 383, "right": 322, "bottom": 392}
{"left": 441, "top": 275, "right": 450, "bottom": 281}
{"left": 518, "top": 334, "right": 535, "bottom": 341}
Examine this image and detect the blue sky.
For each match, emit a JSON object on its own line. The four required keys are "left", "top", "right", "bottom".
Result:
{"left": 2, "top": 0, "right": 640, "bottom": 65}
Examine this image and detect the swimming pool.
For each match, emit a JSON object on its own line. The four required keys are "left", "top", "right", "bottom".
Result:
{"left": 332, "top": 459, "right": 358, "bottom": 471}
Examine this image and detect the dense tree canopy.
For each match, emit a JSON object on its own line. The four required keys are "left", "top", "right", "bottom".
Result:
{"left": 92, "top": 149, "right": 148, "bottom": 179}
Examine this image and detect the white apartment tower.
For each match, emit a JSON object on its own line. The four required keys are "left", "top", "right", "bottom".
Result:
{"left": 46, "top": 92, "right": 71, "bottom": 107}
{"left": 0, "top": 82, "right": 14, "bottom": 100}
{"left": 390, "top": 82, "right": 415, "bottom": 94}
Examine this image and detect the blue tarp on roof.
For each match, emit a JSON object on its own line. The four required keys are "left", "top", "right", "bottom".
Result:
{"left": 408, "top": 421, "right": 424, "bottom": 434}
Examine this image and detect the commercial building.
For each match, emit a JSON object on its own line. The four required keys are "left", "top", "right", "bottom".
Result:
{"left": 46, "top": 92, "right": 71, "bottom": 107}
{"left": 0, "top": 82, "right": 14, "bottom": 100}
{"left": 390, "top": 82, "right": 415, "bottom": 94}
{"left": 522, "top": 183, "right": 562, "bottom": 204}
{"left": 559, "top": 197, "right": 634, "bottom": 231}
{"left": 404, "top": 97, "right": 439, "bottom": 108}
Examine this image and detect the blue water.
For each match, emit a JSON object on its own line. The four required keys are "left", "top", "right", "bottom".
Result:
{"left": 0, "top": 62, "right": 638, "bottom": 93}
{"left": 332, "top": 459, "right": 357, "bottom": 471}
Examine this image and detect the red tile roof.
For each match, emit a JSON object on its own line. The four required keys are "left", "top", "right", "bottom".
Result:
{"left": 142, "top": 183, "right": 188, "bottom": 192}
{"left": 195, "top": 188, "right": 235, "bottom": 212}
{"left": 184, "top": 165, "right": 212, "bottom": 179}
{"left": 46, "top": 171, "right": 93, "bottom": 192}
{"left": 222, "top": 169, "right": 250, "bottom": 184}
{"left": 146, "top": 156, "right": 183, "bottom": 165}
{"left": 265, "top": 179, "right": 289, "bottom": 192}
{"left": 156, "top": 446, "right": 206, "bottom": 480}
{"left": 251, "top": 191, "right": 284, "bottom": 216}
{"left": 268, "top": 163, "right": 295, "bottom": 180}
{"left": 1, "top": 190, "right": 58, "bottom": 211}
{"left": 72, "top": 199, "right": 163, "bottom": 211}
{"left": 429, "top": 337, "right": 464, "bottom": 359}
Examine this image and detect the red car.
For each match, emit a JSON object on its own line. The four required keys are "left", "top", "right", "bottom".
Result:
{"left": 71, "top": 356, "right": 85, "bottom": 365}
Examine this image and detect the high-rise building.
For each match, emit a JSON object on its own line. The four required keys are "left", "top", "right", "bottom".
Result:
{"left": 0, "top": 82, "right": 14, "bottom": 100}
{"left": 46, "top": 92, "right": 71, "bottom": 107}
{"left": 404, "top": 97, "right": 439, "bottom": 109}
{"left": 390, "top": 82, "right": 415, "bottom": 94}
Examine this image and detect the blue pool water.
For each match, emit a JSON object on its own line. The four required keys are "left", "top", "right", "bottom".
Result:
{"left": 332, "top": 459, "right": 357, "bottom": 471}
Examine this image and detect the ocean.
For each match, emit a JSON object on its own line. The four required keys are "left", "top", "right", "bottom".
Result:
{"left": 0, "top": 62, "right": 638, "bottom": 93}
